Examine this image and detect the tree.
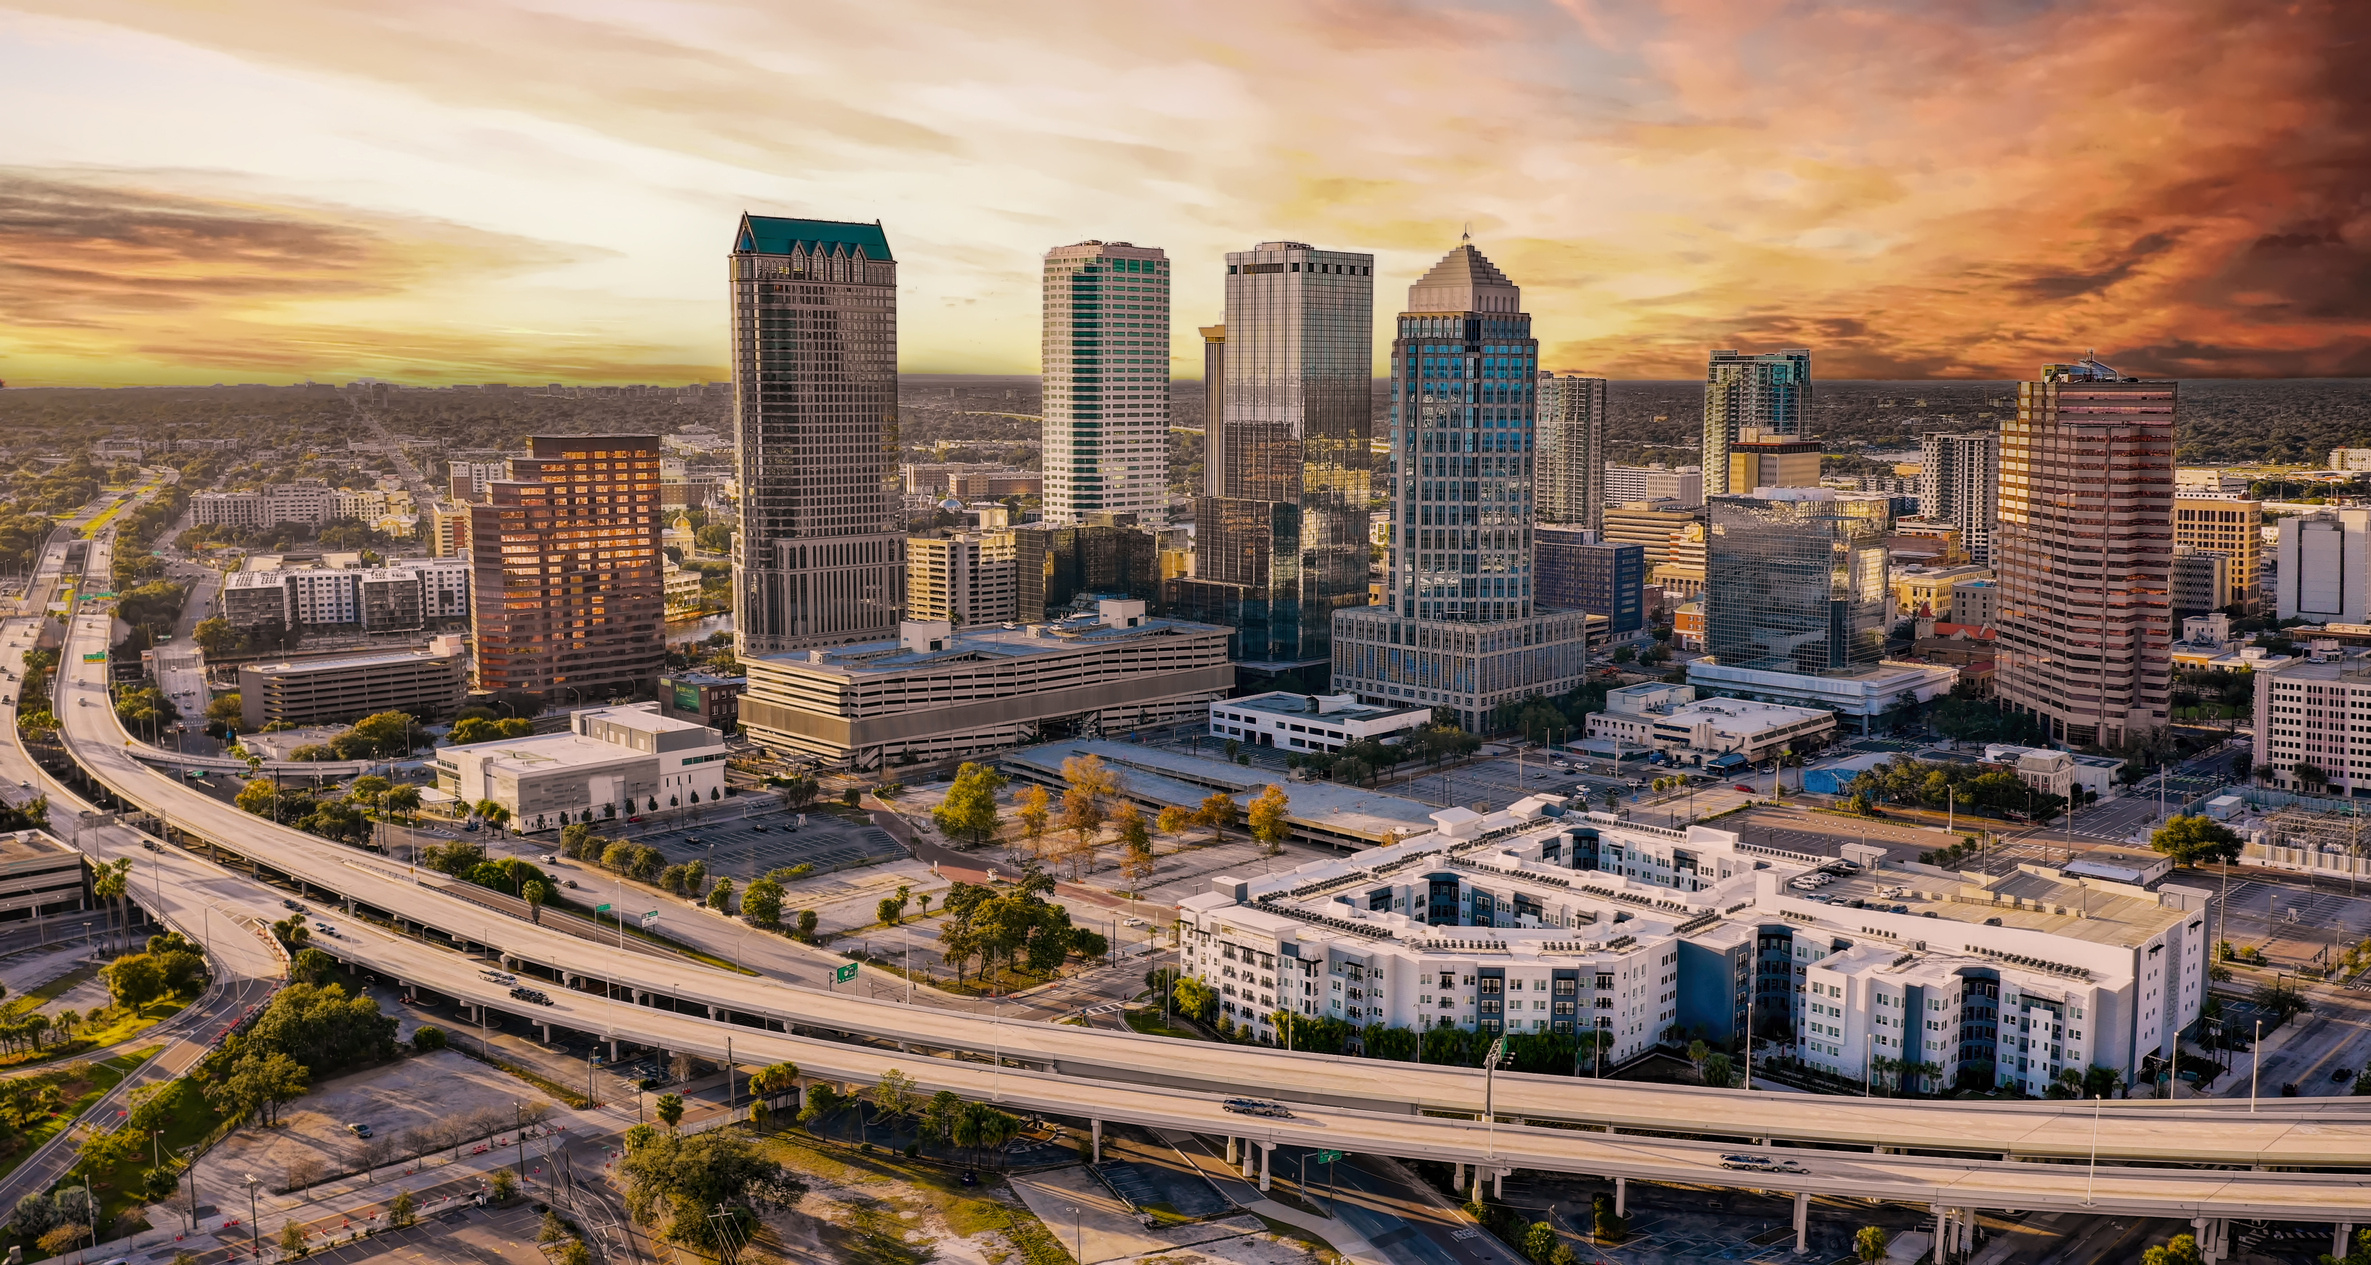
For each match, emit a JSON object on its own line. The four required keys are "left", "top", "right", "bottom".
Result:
{"left": 102, "top": 952, "right": 167, "bottom": 1010}
{"left": 871, "top": 1068, "right": 918, "bottom": 1122}
{"left": 797, "top": 909, "right": 819, "bottom": 940}
{"left": 1523, "top": 1221, "right": 1559, "bottom": 1263}
{"left": 742, "top": 876, "right": 785, "bottom": 928}
{"left": 2142, "top": 1233, "right": 2204, "bottom": 1265}
{"left": 919, "top": 1089, "right": 965, "bottom": 1146}
{"left": 931, "top": 763, "right": 1008, "bottom": 846}
{"left": 2151, "top": 814, "right": 2244, "bottom": 867}
{"left": 877, "top": 885, "right": 909, "bottom": 926}
{"left": 522, "top": 880, "right": 548, "bottom": 924}
{"left": 707, "top": 877, "right": 736, "bottom": 913}
{"left": 193, "top": 615, "right": 238, "bottom": 658}
{"left": 412, "top": 1025, "right": 448, "bottom": 1053}
{"left": 656, "top": 1092, "right": 685, "bottom": 1130}
{"left": 1247, "top": 784, "right": 1291, "bottom": 855}
{"left": 1173, "top": 975, "right": 1217, "bottom": 1024}
{"left": 1196, "top": 791, "right": 1238, "bottom": 842}
{"left": 616, "top": 1125, "right": 796, "bottom": 1251}
{"left": 389, "top": 1190, "right": 417, "bottom": 1228}
{"left": 1058, "top": 782, "right": 1109, "bottom": 880}
{"left": 1015, "top": 785, "right": 1052, "bottom": 858}
{"left": 290, "top": 947, "right": 339, "bottom": 986}
{"left": 1155, "top": 804, "right": 1191, "bottom": 845}
{"left": 1855, "top": 1226, "right": 1890, "bottom": 1264}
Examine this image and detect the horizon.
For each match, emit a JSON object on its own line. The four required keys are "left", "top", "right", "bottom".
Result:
{"left": 4, "top": 1, "right": 2367, "bottom": 388}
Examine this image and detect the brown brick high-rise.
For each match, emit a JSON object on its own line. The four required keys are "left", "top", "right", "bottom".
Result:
{"left": 469, "top": 436, "right": 664, "bottom": 699}
{"left": 1994, "top": 360, "right": 2175, "bottom": 748}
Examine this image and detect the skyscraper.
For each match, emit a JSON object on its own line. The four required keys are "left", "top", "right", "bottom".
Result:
{"left": 1918, "top": 432, "right": 2000, "bottom": 564}
{"left": 1331, "top": 241, "right": 1591, "bottom": 731}
{"left": 727, "top": 214, "right": 903, "bottom": 657}
{"left": 1703, "top": 348, "right": 1812, "bottom": 495}
{"left": 1994, "top": 358, "right": 2176, "bottom": 747}
{"left": 468, "top": 435, "right": 664, "bottom": 697}
{"left": 1173, "top": 241, "right": 1373, "bottom": 668}
{"left": 1703, "top": 489, "right": 1890, "bottom": 675}
{"left": 1041, "top": 242, "right": 1170, "bottom": 524}
{"left": 1536, "top": 373, "right": 1607, "bottom": 529}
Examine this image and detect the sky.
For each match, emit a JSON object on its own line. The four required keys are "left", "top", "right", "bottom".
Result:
{"left": 2, "top": 0, "right": 2368, "bottom": 387}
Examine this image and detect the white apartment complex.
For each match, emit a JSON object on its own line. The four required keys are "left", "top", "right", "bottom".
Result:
{"left": 1041, "top": 242, "right": 1169, "bottom": 524}
{"left": 219, "top": 558, "right": 469, "bottom": 632}
{"left": 192, "top": 480, "right": 339, "bottom": 530}
{"left": 1207, "top": 691, "right": 1431, "bottom": 753}
{"left": 738, "top": 599, "right": 1233, "bottom": 769}
{"left": 1605, "top": 464, "right": 1704, "bottom": 509}
{"left": 1918, "top": 432, "right": 1999, "bottom": 566}
{"left": 1179, "top": 795, "right": 2212, "bottom": 1095}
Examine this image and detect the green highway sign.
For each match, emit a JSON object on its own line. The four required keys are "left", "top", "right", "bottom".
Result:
{"left": 594, "top": 903, "right": 613, "bottom": 913}
{"left": 1316, "top": 1150, "right": 1343, "bottom": 1164}
{"left": 834, "top": 963, "right": 859, "bottom": 984}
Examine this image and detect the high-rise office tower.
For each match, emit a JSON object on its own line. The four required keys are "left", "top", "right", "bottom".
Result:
{"left": 1331, "top": 240, "right": 1591, "bottom": 731}
{"left": 468, "top": 435, "right": 665, "bottom": 696}
{"left": 1536, "top": 373, "right": 1607, "bottom": 529}
{"left": 1703, "top": 348, "right": 1812, "bottom": 495}
{"left": 1918, "top": 432, "right": 2000, "bottom": 565}
{"left": 1174, "top": 242, "right": 1373, "bottom": 667}
{"left": 1703, "top": 489, "right": 1891, "bottom": 675}
{"left": 1042, "top": 242, "right": 1170, "bottom": 524}
{"left": 1994, "top": 357, "right": 2176, "bottom": 747}
{"left": 727, "top": 214, "right": 903, "bottom": 657}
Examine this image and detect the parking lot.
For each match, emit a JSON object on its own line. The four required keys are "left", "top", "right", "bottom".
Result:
{"left": 556, "top": 803, "right": 905, "bottom": 886}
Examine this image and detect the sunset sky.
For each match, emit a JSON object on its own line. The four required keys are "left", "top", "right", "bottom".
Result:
{"left": 3, "top": 0, "right": 2367, "bottom": 386}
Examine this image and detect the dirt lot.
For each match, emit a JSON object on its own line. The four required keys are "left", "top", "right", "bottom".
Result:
{"left": 185, "top": 1050, "right": 555, "bottom": 1207}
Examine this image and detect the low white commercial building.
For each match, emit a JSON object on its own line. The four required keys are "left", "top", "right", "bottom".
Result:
{"left": 435, "top": 702, "right": 730, "bottom": 832}
{"left": 1982, "top": 745, "right": 2126, "bottom": 801}
{"left": 1686, "top": 660, "right": 1957, "bottom": 735}
{"left": 1179, "top": 796, "right": 2212, "bottom": 1094}
{"left": 1585, "top": 682, "right": 1834, "bottom": 767}
{"left": 1208, "top": 692, "right": 1431, "bottom": 754}
{"left": 738, "top": 599, "right": 1234, "bottom": 771}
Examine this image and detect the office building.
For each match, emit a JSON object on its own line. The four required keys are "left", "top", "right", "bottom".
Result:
{"left": 1330, "top": 240, "right": 1591, "bottom": 731}
{"left": 1704, "top": 489, "right": 1891, "bottom": 676}
{"left": 436, "top": 702, "right": 730, "bottom": 831}
{"left": 1893, "top": 565, "right": 1992, "bottom": 622}
{"left": 1918, "top": 432, "right": 2000, "bottom": 565}
{"left": 1207, "top": 691, "right": 1431, "bottom": 752}
{"left": 2333, "top": 449, "right": 2371, "bottom": 474}
{"left": 729, "top": 214, "right": 904, "bottom": 656}
{"left": 737, "top": 599, "right": 1232, "bottom": 769}
{"left": 657, "top": 671, "right": 745, "bottom": 731}
{"left": 1604, "top": 464, "right": 1703, "bottom": 509}
{"left": 1601, "top": 502, "right": 1700, "bottom": 569}
{"left": 428, "top": 505, "right": 470, "bottom": 559}
{"left": 1018, "top": 516, "right": 1158, "bottom": 621}
{"left": 1650, "top": 522, "right": 1708, "bottom": 599}
{"left": 468, "top": 435, "right": 665, "bottom": 698}
{"left": 1041, "top": 242, "right": 1169, "bottom": 524}
{"left": 1174, "top": 241, "right": 1375, "bottom": 668}
{"left": 1953, "top": 578, "right": 2001, "bottom": 629}
{"left": 1536, "top": 374, "right": 1607, "bottom": 529}
{"left": 1725, "top": 433, "right": 1821, "bottom": 494}
{"left": 2275, "top": 507, "right": 2371, "bottom": 624}
{"left": 2171, "top": 497, "right": 2261, "bottom": 613}
{"left": 906, "top": 531, "right": 1019, "bottom": 627}
{"left": 2171, "top": 549, "right": 2231, "bottom": 618}
{"left": 1994, "top": 359, "right": 2176, "bottom": 748}
{"left": 1178, "top": 796, "right": 2210, "bottom": 1093}
{"left": 1535, "top": 527, "right": 1643, "bottom": 635}
{"left": 238, "top": 645, "right": 469, "bottom": 729}
{"left": 1703, "top": 348, "right": 1812, "bottom": 495}
{"left": 2253, "top": 656, "right": 2371, "bottom": 797}
{"left": 1583, "top": 682, "right": 1835, "bottom": 766}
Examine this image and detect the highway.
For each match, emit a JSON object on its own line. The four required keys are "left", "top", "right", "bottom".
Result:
{"left": 23, "top": 534, "right": 2371, "bottom": 1226}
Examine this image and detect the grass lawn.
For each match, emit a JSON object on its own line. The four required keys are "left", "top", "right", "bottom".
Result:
{"left": 758, "top": 1128, "right": 1063, "bottom": 1260}
{"left": 1123, "top": 1008, "right": 1206, "bottom": 1041}
{"left": 2, "top": 965, "right": 98, "bottom": 1017}
{"left": 81, "top": 1061, "right": 222, "bottom": 1239}
{"left": 0, "top": 986, "right": 194, "bottom": 1074}
{"left": 0, "top": 1046, "right": 159, "bottom": 1255}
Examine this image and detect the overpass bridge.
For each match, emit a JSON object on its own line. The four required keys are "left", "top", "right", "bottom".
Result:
{"left": 23, "top": 534, "right": 2371, "bottom": 1250}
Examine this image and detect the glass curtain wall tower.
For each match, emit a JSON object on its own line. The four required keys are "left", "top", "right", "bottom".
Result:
{"left": 1042, "top": 242, "right": 1169, "bottom": 524}
{"left": 1538, "top": 373, "right": 1608, "bottom": 530}
{"left": 1175, "top": 242, "right": 1373, "bottom": 668}
{"left": 1704, "top": 489, "right": 1890, "bottom": 674}
{"left": 1703, "top": 348, "right": 1813, "bottom": 495}
{"left": 728, "top": 214, "right": 904, "bottom": 655}
{"left": 1331, "top": 241, "right": 1591, "bottom": 732}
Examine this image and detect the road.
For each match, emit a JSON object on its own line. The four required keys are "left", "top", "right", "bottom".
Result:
{"left": 23, "top": 536, "right": 2371, "bottom": 1227}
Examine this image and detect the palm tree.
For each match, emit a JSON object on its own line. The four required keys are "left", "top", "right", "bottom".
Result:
{"left": 92, "top": 858, "right": 131, "bottom": 953}
{"left": 383, "top": 785, "right": 421, "bottom": 826}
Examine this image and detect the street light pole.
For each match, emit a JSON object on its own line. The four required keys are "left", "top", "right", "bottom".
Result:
{"left": 2251, "top": 1019, "right": 2263, "bottom": 1111}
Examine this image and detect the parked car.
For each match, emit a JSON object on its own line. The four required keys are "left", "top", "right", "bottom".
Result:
{"left": 1734, "top": 784, "right": 1757, "bottom": 793}
{"left": 346, "top": 1123, "right": 372, "bottom": 1138}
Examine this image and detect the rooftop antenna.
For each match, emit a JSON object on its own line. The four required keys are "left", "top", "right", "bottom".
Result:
{"left": 1462, "top": 222, "right": 1472, "bottom": 244}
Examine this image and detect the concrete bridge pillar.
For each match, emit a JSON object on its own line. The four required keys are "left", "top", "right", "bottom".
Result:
{"left": 1240, "top": 1142, "right": 1256, "bottom": 1180}
{"left": 1226, "top": 1137, "right": 1239, "bottom": 1165}
{"left": 1615, "top": 1177, "right": 1627, "bottom": 1218}
{"left": 1959, "top": 1209, "right": 1975, "bottom": 1255}
{"left": 1935, "top": 1207, "right": 1950, "bottom": 1265}
{"left": 563, "top": 973, "right": 577, "bottom": 988}
{"left": 609, "top": 1039, "right": 620, "bottom": 1063}
{"left": 1793, "top": 1192, "right": 1808, "bottom": 1255}
{"left": 2335, "top": 1225, "right": 2355, "bottom": 1260}
{"left": 537, "top": 1021, "right": 549, "bottom": 1043}
{"left": 1491, "top": 1169, "right": 1504, "bottom": 1200}
{"left": 1452, "top": 1162, "right": 1464, "bottom": 1192}
{"left": 2193, "top": 1219, "right": 2212, "bottom": 1265}
{"left": 1257, "top": 1142, "right": 1274, "bottom": 1192}
{"left": 1468, "top": 1166, "right": 1482, "bottom": 1203}
{"left": 708, "top": 1005, "right": 721, "bottom": 1020}
{"left": 1090, "top": 1120, "right": 1102, "bottom": 1165}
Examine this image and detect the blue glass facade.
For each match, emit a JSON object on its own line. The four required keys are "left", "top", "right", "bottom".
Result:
{"left": 1536, "top": 527, "right": 1643, "bottom": 634}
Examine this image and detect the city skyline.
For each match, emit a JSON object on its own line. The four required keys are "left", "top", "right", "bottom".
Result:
{"left": 4, "top": 1, "right": 2368, "bottom": 387}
